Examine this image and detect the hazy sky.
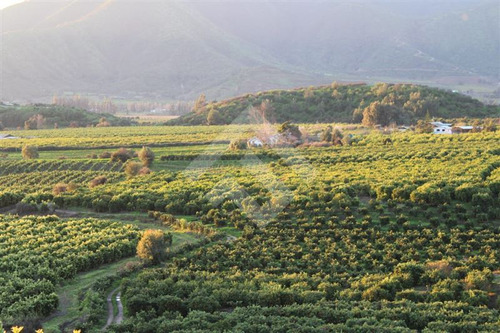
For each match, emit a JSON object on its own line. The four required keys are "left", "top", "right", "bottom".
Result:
{"left": 0, "top": 0, "right": 24, "bottom": 10}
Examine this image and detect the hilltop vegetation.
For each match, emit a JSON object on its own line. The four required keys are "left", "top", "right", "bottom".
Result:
{"left": 0, "top": 105, "right": 132, "bottom": 129}
{"left": 169, "top": 83, "right": 500, "bottom": 126}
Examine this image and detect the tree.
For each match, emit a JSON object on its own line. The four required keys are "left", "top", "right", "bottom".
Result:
{"left": 465, "top": 269, "right": 493, "bottom": 291}
{"left": 138, "top": 146, "right": 155, "bottom": 167}
{"left": 21, "top": 145, "right": 39, "bottom": 159}
{"left": 137, "top": 229, "right": 168, "bottom": 264}
{"left": 194, "top": 94, "right": 207, "bottom": 115}
{"left": 332, "top": 128, "right": 343, "bottom": 145}
{"left": 321, "top": 126, "right": 333, "bottom": 142}
{"left": 278, "top": 121, "right": 302, "bottom": 141}
{"left": 207, "top": 108, "right": 222, "bottom": 125}
{"left": 482, "top": 118, "right": 497, "bottom": 132}
{"left": 361, "top": 102, "right": 396, "bottom": 127}
{"left": 415, "top": 120, "right": 433, "bottom": 133}
{"left": 96, "top": 117, "right": 110, "bottom": 127}
{"left": 304, "top": 86, "right": 314, "bottom": 99}
{"left": 24, "top": 114, "right": 45, "bottom": 130}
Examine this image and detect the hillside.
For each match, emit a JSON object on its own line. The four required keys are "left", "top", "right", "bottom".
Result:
{"left": 1, "top": 0, "right": 498, "bottom": 102}
{"left": 0, "top": 105, "right": 132, "bottom": 129}
{"left": 168, "top": 83, "right": 500, "bottom": 126}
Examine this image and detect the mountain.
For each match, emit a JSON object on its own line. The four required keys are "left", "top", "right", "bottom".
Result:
{"left": 1, "top": 0, "right": 499, "bottom": 103}
{"left": 194, "top": 1, "right": 500, "bottom": 81}
{"left": 168, "top": 83, "right": 500, "bottom": 125}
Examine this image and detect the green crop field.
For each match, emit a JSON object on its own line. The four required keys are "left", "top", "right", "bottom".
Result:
{"left": 1, "top": 125, "right": 499, "bottom": 332}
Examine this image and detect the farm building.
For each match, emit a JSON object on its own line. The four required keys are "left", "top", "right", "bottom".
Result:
{"left": 433, "top": 126, "right": 453, "bottom": 134}
{"left": 430, "top": 122, "right": 475, "bottom": 134}
{"left": 0, "top": 134, "right": 18, "bottom": 140}
{"left": 247, "top": 137, "right": 264, "bottom": 147}
{"left": 452, "top": 126, "right": 474, "bottom": 134}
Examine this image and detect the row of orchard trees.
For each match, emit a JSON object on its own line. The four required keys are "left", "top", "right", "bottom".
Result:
{"left": 0, "top": 215, "right": 140, "bottom": 326}
{"left": 111, "top": 199, "right": 500, "bottom": 331}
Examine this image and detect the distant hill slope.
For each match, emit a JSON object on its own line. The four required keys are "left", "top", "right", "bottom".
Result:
{"left": 168, "top": 83, "right": 500, "bottom": 125}
{"left": 0, "top": 105, "right": 131, "bottom": 129}
{"left": 1, "top": 0, "right": 499, "bottom": 102}
{"left": 1, "top": 0, "right": 323, "bottom": 102}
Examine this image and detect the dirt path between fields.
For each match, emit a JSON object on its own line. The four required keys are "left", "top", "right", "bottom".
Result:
{"left": 115, "top": 291, "right": 124, "bottom": 325}
{"left": 103, "top": 288, "right": 120, "bottom": 330}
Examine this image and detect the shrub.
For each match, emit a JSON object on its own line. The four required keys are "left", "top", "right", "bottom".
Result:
{"left": 139, "top": 167, "right": 152, "bottom": 175}
{"left": 52, "top": 183, "right": 68, "bottom": 195}
{"left": 21, "top": 145, "right": 39, "bottom": 159}
{"left": 229, "top": 139, "right": 248, "bottom": 151}
{"left": 89, "top": 176, "right": 107, "bottom": 188}
{"left": 465, "top": 269, "right": 493, "bottom": 291}
{"left": 138, "top": 146, "right": 155, "bottom": 167}
{"left": 125, "top": 161, "right": 142, "bottom": 177}
{"left": 111, "top": 148, "right": 134, "bottom": 163}
{"left": 99, "top": 151, "right": 112, "bottom": 159}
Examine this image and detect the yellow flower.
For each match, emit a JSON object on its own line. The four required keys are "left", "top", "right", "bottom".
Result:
{"left": 36, "top": 330, "right": 44, "bottom": 333}
{"left": 73, "top": 330, "right": 82, "bottom": 333}
{"left": 11, "top": 327, "right": 23, "bottom": 333}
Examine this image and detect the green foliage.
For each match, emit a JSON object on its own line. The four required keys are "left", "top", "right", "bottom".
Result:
{"left": 169, "top": 83, "right": 499, "bottom": 125}
{"left": 0, "top": 216, "right": 139, "bottom": 324}
{"left": 207, "top": 108, "right": 223, "bottom": 125}
{"left": 0, "top": 105, "right": 131, "bottom": 129}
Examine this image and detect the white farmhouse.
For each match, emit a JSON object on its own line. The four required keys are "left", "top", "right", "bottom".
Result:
{"left": 430, "top": 122, "right": 453, "bottom": 134}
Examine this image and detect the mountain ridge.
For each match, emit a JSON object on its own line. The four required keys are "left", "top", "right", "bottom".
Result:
{"left": 1, "top": 0, "right": 499, "bottom": 102}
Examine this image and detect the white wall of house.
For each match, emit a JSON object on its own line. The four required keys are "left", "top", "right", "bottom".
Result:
{"left": 433, "top": 126, "right": 452, "bottom": 134}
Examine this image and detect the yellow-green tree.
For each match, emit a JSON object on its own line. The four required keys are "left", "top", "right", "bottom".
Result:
{"left": 21, "top": 145, "right": 39, "bottom": 159}
{"left": 137, "top": 229, "right": 168, "bottom": 264}
{"left": 138, "top": 146, "right": 155, "bottom": 167}
{"left": 125, "top": 161, "right": 142, "bottom": 178}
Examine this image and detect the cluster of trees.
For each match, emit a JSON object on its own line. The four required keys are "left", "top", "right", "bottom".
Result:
{"left": 0, "top": 105, "right": 132, "bottom": 129}
{"left": 169, "top": 83, "right": 499, "bottom": 126}
{"left": 112, "top": 199, "right": 500, "bottom": 331}
{"left": 52, "top": 94, "right": 193, "bottom": 116}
